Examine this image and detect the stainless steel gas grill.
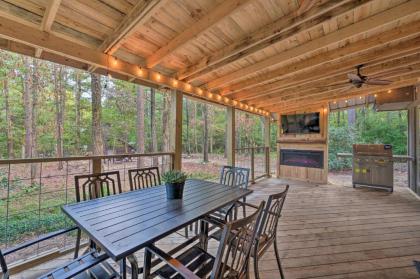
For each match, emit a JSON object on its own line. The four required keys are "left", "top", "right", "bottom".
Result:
{"left": 352, "top": 144, "right": 393, "bottom": 192}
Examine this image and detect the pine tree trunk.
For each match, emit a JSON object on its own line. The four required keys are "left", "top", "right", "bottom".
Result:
{"left": 150, "top": 88, "right": 158, "bottom": 166}
{"left": 75, "top": 70, "right": 82, "bottom": 154}
{"left": 31, "top": 59, "right": 39, "bottom": 177}
{"left": 54, "top": 65, "right": 65, "bottom": 169}
{"left": 203, "top": 104, "right": 209, "bottom": 163}
{"left": 3, "top": 78, "right": 14, "bottom": 158}
{"left": 136, "top": 85, "right": 145, "bottom": 167}
{"left": 22, "top": 57, "right": 33, "bottom": 160}
{"left": 91, "top": 73, "right": 104, "bottom": 156}
{"left": 348, "top": 108, "right": 356, "bottom": 127}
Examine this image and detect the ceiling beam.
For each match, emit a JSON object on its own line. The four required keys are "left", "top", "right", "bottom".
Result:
{"left": 205, "top": 0, "right": 420, "bottom": 90}
{"left": 223, "top": 20, "right": 420, "bottom": 98}
{"left": 250, "top": 58, "right": 420, "bottom": 107}
{"left": 262, "top": 71, "right": 420, "bottom": 111}
{"left": 0, "top": 14, "right": 267, "bottom": 116}
{"left": 178, "top": 0, "right": 365, "bottom": 82}
{"left": 145, "top": 0, "right": 252, "bottom": 69}
{"left": 35, "top": 0, "right": 61, "bottom": 58}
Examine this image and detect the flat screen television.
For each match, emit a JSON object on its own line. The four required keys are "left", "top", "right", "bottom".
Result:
{"left": 281, "top": 112, "right": 320, "bottom": 134}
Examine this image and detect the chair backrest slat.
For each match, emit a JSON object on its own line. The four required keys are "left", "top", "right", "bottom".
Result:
{"left": 211, "top": 201, "right": 265, "bottom": 279}
{"left": 219, "top": 166, "right": 250, "bottom": 189}
{"left": 74, "top": 171, "right": 122, "bottom": 202}
{"left": 128, "top": 167, "right": 161, "bottom": 190}
{"left": 259, "top": 185, "right": 289, "bottom": 242}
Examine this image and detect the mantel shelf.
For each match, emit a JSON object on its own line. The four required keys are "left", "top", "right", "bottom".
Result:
{"left": 277, "top": 138, "right": 327, "bottom": 144}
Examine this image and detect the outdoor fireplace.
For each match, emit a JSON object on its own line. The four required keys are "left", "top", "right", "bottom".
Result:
{"left": 280, "top": 149, "right": 324, "bottom": 169}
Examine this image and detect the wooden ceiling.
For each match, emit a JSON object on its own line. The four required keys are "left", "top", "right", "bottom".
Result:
{"left": 0, "top": 0, "right": 419, "bottom": 114}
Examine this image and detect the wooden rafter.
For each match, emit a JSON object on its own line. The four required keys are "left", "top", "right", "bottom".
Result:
{"left": 178, "top": 0, "right": 366, "bottom": 82}
{"left": 88, "top": 0, "right": 167, "bottom": 72}
{"left": 145, "top": 0, "right": 252, "bottom": 69}
{"left": 223, "top": 20, "right": 420, "bottom": 98}
{"left": 206, "top": 0, "right": 420, "bottom": 90}
{"left": 35, "top": 0, "right": 61, "bottom": 58}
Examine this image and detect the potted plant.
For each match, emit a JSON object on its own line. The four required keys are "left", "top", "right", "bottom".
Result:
{"left": 162, "top": 170, "right": 188, "bottom": 199}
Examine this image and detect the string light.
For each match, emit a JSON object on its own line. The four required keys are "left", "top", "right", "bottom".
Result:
{"left": 387, "top": 89, "right": 392, "bottom": 93}
{"left": 185, "top": 83, "right": 191, "bottom": 90}
{"left": 112, "top": 56, "right": 118, "bottom": 66}
{"left": 232, "top": 100, "right": 238, "bottom": 106}
{"left": 245, "top": 105, "right": 249, "bottom": 109}
{"left": 374, "top": 94, "right": 377, "bottom": 97}
{"left": 197, "top": 88, "right": 202, "bottom": 95}
{"left": 224, "top": 97, "right": 230, "bottom": 104}
{"left": 208, "top": 92, "right": 213, "bottom": 99}
{"left": 156, "top": 73, "right": 161, "bottom": 81}
{"left": 172, "top": 79, "right": 178, "bottom": 87}
{"left": 216, "top": 94, "right": 222, "bottom": 101}
{"left": 137, "top": 66, "right": 143, "bottom": 76}
{"left": 239, "top": 103, "right": 244, "bottom": 109}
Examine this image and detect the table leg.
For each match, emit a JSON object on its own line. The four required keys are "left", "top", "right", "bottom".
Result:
{"left": 143, "top": 248, "right": 152, "bottom": 279}
{"left": 119, "top": 258, "right": 127, "bottom": 279}
{"left": 199, "top": 219, "right": 209, "bottom": 251}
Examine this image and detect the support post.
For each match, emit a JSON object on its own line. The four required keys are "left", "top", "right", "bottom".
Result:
{"left": 171, "top": 90, "right": 183, "bottom": 170}
{"left": 264, "top": 116, "right": 271, "bottom": 177}
{"left": 227, "top": 107, "right": 235, "bottom": 166}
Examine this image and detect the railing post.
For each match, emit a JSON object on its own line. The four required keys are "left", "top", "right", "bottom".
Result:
{"left": 170, "top": 90, "right": 183, "bottom": 170}
{"left": 92, "top": 157, "right": 102, "bottom": 174}
{"left": 264, "top": 116, "right": 271, "bottom": 178}
{"left": 251, "top": 147, "right": 255, "bottom": 184}
{"left": 227, "top": 107, "right": 235, "bottom": 166}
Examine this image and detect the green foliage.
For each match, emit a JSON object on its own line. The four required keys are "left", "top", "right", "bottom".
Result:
{"left": 328, "top": 106, "right": 407, "bottom": 171}
{"left": 162, "top": 170, "right": 188, "bottom": 184}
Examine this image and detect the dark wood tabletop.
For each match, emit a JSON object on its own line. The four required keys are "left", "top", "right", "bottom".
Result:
{"left": 62, "top": 179, "right": 252, "bottom": 261}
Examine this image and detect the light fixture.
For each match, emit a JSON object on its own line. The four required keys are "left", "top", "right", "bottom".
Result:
{"left": 245, "top": 105, "right": 249, "bottom": 109}
{"left": 197, "top": 88, "right": 202, "bottom": 95}
{"left": 186, "top": 83, "right": 191, "bottom": 90}
{"left": 224, "top": 97, "right": 229, "bottom": 103}
{"left": 137, "top": 66, "right": 143, "bottom": 76}
{"left": 333, "top": 101, "right": 337, "bottom": 104}
{"left": 208, "top": 92, "right": 213, "bottom": 99}
{"left": 239, "top": 103, "right": 244, "bottom": 109}
{"left": 345, "top": 100, "right": 348, "bottom": 103}
{"left": 359, "top": 96, "right": 362, "bottom": 99}
{"left": 387, "top": 89, "right": 392, "bottom": 93}
{"left": 216, "top": 94, "right": 222, "bottom": 101}
{"left": 232, "top": 100, "right": 238, "bottom": 106}
{"left": 156, "top": 73, "right": 161, "bottom": 81}
{"left": 374, "top": 94, "right": 377, "bottom": 97}
{"left": 172, "top": 79, "right": 178, "bottom": 86}
{"left": 112, "top": 56, "right": 118, "bottom": 66}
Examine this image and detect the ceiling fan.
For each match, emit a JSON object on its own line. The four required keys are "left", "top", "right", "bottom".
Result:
{"left": 347, "top": 65, "right": 393, "bottom": 88}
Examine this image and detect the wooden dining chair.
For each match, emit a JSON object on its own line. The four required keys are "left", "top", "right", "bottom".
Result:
{"left": 128, "top": 166, "right": 161, "bottom": 190}
{"left": 143, "top": 201, "right": 266, "bottom": 279}
{"left": 209, "top": 185, "right": 290, "bottom": 279}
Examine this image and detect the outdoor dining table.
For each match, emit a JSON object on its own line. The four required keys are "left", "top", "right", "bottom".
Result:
{"left": 62, "top": 178, "right": 252, "bottom": 278}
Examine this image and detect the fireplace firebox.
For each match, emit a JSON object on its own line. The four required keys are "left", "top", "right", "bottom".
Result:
{"left": 280, "top": 149, "right": 324, "bottom": 169}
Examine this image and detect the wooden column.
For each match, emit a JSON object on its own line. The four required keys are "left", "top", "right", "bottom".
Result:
{"left": 408, "top": 84, "right": 420, "bottom": 195}
{"left": 264, "top": 116, "right": 271, "bottom": 177}
{"left": 171, "top": 90, "right": 183, "bottom": 170}
{"left": 226, "top": 107, "right": 235, "bottom": 166}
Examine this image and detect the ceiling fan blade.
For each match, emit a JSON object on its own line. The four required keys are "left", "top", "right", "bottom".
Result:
{"left": 347, "top": 73, "right": 362, "bottom": 81}
{"left": 365, "top": 79, "right": 393, "bottom": 85}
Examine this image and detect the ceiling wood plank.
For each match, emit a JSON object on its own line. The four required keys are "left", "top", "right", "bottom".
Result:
{"left": 206, "top": 0, "right": 420, "bottom": 90}
{"left": 250, "top": 57, "right": 420, "bottom": 107}
{"left": 145, "top": 0, "right": 252, "bottom": 69}
{"left": 262, "top": 71, "right": 420, "bottom": 111}
{"left": 223, "top": 20, "right": 420, "bottom": 98}
{"left": 231, "top": 35, "right": 420, "bottom": 102}
{"left": 179, "top": 0, "right": 365, "bottom": 82}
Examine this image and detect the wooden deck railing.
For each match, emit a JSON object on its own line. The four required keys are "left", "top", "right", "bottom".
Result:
{"left": 0, "top": 152, "right": 174, "bottom": 266}
{"left": 235, "top": 146, "right": 270, "bottom": 183}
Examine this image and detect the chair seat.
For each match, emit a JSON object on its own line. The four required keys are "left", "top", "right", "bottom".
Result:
{"left": 38, "top": 251, "right": 117, "bottom": 279}
{"left": 153, "top": 246, "right": 236, "bottom": 279}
